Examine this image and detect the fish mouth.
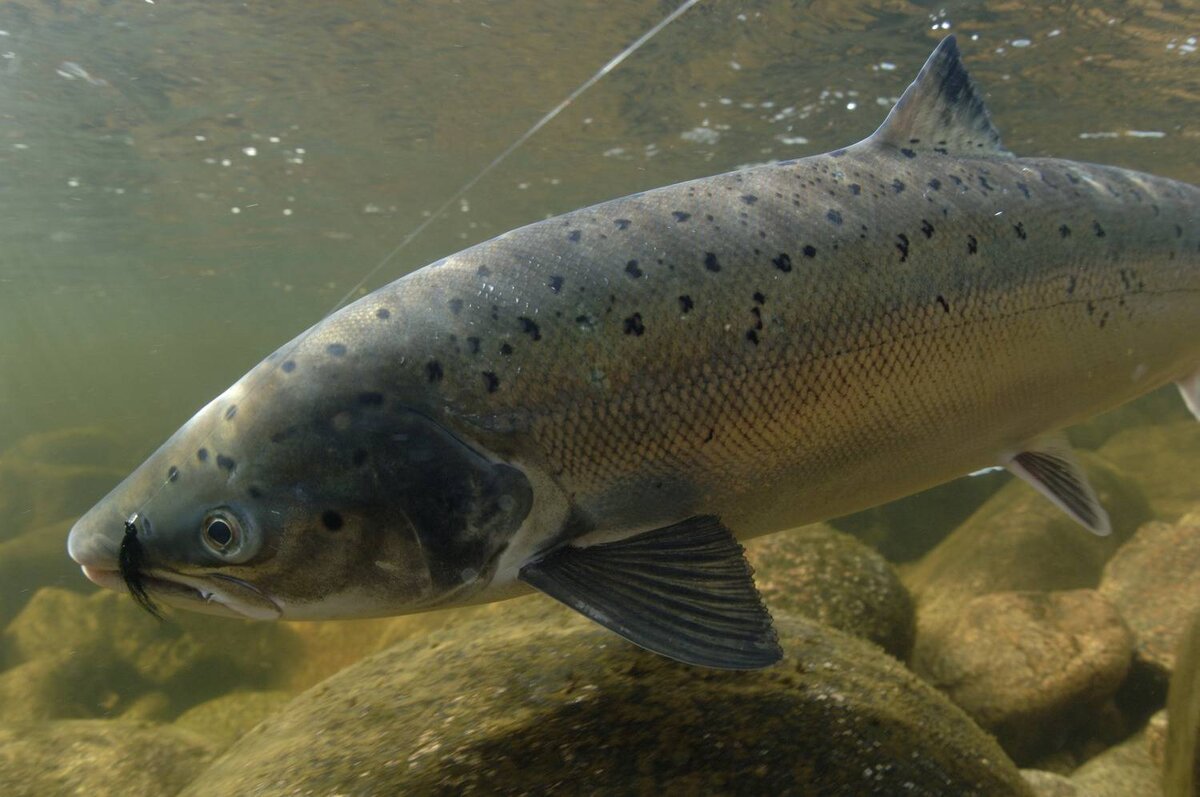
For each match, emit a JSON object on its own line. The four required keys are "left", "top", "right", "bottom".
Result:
{"left": 79, "top": 565, "right": 283, "bottom": 620}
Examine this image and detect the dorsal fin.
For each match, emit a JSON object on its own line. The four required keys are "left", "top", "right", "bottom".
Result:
{"left": 866, "top": 36, "right": 1010, "bottom": 158}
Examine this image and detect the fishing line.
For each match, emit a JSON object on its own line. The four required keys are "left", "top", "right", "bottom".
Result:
{"left": 130, "top": 1, "right": 701, "bottom": 523}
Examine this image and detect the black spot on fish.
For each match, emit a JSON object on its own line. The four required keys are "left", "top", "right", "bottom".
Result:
{"left": 1017, "top": 182, "right": 1031, "bottom": 199}
{"left": 920, "top": 220, "right": 935, "bottom": 239}
{"left": 282, "top": 360, "right": 296, "bottom": 373}
{"left": 358, "top": 391, "right": 384, "bottom": 407}
{"left": 482, "top": 371, "right": 500, "bottom": 393}
{"left": 900, "top": 148, "right": 917, "bottom": 159}
{"left": 448, "top": 298, "right": 464, "bottom": 314}
{"left": 478, "top": 265, "right": 492, "bottom": 277}
{"left": 672, "top": 211, "right": 691, "bottom": 223}
{"left": 1093, "top": 221, "right": 1106, "bottom": 238}
{"left": 936, "top": 295, "right": 950, "bottom": 313}
{"left": 625, "top": 260, "right": 643, "bottom": 279}
{"left": 802, "top": 245, "right": 817, "bottom": 258}
{"left": 518, "top": 317, "right": 541, "bottom": 341}
{"left": 623, "top": 313, "right": 645, "bottom": 336}
{"left": 217, "top": 454, "right": 236, "bottom": 473}
{"left": 270, "top": 427, "right": 296, "bottom": 444}
{"left": 224, "top": 405, "right": 237, "bottom": 421}
{"left": 704, "top": 252, "right": 721, "bottom": 273}
{"left": 928, "top": 178, "right": 941, "bottom": 191}
{"left": 753, "top": 291, "right": 766, "bottom": 305}
{"left": 321, "top": 510, "right": 344, "bottom": 532}
{"left": 327, "top": 343, "right": 348, "bottom": 357}
{"left": 1059, "top": 224, "right": 1072, "bottom": 238}
{"left": 978, "top": 176, "right": 993, "bottom": 191}
{"left": 248, "top": 485, "right": 264, "bottom": 498}
{"left": 1066, "top": 275, "right": 1076, "bottom": 295}
{"left": 1086, "top": 300, "right": 1096, "bottom": 316}
{"left": 1013, "top": 222, "right": 1027, "bottom": 240}
{"left": 967, "top": 235, "right": 978, "bottom": 255}
{"left": 467, "top": 336, "right": 481, "bottom": 354}
{"left": 746, "top": 329, "right": 760, "bottom": 344}
{"left": 375, "top": 308, "right": 391, "bottom": 320}
{"left": 830, "top": 148, "right": 848, "bottom": 158}
{"left": 352, "top": 449, "right": 369, "bottom": 467}
{"left": 896, "top": 233, "right": 910, "bottom": 262}
{"left": 500, "top": 342, "right": 513, "bottom": 356}
{"left": 567, "top": 230, "right": 582, "bottom": 243}
{"left": 575, "top": 314, "right": 594, "bottom": 327}
{"left": 614, "top": 219, "right": 631, "bottom": 230}
{"left": 197, "top": 448, "right": 208, "bottom": 462}
{"left": 425, "top": 360, "right": 443, "bottom": 383}
{"left": 704, "top": 427, "right": 715, "bottom": 443}
{"left": 773, "top": 253, "right": 793, "bottom": 273}
{"left": 849, "top": 184, "right": 861, "bottom": 196}
{"left": 167, "top": 466, "right": 179, "bottom": 482}
{"left": 741, "top": 195, "right": 758, "bottom": 205}
{"left": 892, "top": 179, "right": 906, "bottom": 194}
{"left": 678, "top": 295, "right": 694, "bottom": 314}
{"left": 1175, "top": 224, "right": 1184, "bottom": 238}
{"left": 826, "top": 209, "right": 843, "bottom": 226}
{"left": 549, "top": 275, "right": 564, "bottom": 293}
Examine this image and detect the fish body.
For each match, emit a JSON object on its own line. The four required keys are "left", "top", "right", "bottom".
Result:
{"left": 68, "top": 37, "right": 1200, "bottom": 668}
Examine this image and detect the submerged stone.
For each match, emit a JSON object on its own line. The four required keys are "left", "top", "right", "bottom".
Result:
{"left": 912, "top": 589, "right": 1133, "bottom": 764}
{"left": 746, "top": 524, "right": 914, "bottom": 659}
{"left": 179, "top": 601, "right": 1032, "bottom": 796}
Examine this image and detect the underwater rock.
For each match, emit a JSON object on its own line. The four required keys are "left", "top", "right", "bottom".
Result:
{"left": 912, "top": 589, "right": 1133, "bottom": 764}
{"left": 174, "top": 689, "right": 293, "bottom": 748}
{"left": 2, "top": 587, "right": 300, "bottom": 712}
{"left": 0, "top": 651, "right": 142, "bottom": 723}
{"left": 1098, "top": 422, "right": 1200, "bottom": 522}
{"left": 178, "top": 601, "right": 1032, "bottom": 797}
{"left": 904, "top": 453, "right": 1147, "bottom": 618}
{"left": 1100, "top": 512, "right": 1200, "bottom": 679}
{"left": 745, "top": 524, "right": 914, "bottom": 659}
{"left": 0, "top": 719, "right": 217, "bottom": 797}
{"left": 1020, "top": 769, "right": 1081, "bottom": 797}
{"left": 1067, "top": 384, "right": 1190, "bottom": 451}
{"left": 1021, "top": 712, "right": 1166, "bottom": 796}
{"left": 1068, "top": 711, "right": 1165, "bottom": 797}
{"left": 1164, "top": 609, "right": 1200, "bottom": 796}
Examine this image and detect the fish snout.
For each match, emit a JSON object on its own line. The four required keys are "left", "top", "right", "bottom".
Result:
{"left": 67, "top": 502, "right": 126, "bottom": 573}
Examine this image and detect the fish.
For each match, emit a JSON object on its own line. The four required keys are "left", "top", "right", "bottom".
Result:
{"left": 67, "top": 36, "right": 1200, "bottom": 670}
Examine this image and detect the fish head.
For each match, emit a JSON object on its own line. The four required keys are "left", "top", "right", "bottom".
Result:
{"left": 67, "top": 354, "right": 534, "bottom": 621}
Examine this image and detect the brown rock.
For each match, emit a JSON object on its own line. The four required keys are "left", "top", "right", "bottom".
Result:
{"left": 745, "top": 524, "right": 914, "bottom": 658}
{"left": 1098, "top": 421, "right": 1200, "bottom": 522}
{"left": 1070, "top": 712, "right": 1164, "bottom": 797}
{"left": 178, "top": 602, "right": 1033, "bottom": 797}
{"left": 1021, "top": 769, "right": 1081, "bottom": 797}
{"left": 1100, "top": 513, "right": 1200, "bottom": 678}
{"left": 0, "top": 720, "right": 216, "bottom": 797}
{"left": 913, "top": 589, "right": 1133, "bottom": 763}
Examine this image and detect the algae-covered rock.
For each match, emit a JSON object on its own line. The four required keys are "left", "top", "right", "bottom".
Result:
{"left": 0, "top": 651, "right": 142, "bottom": 722}
{"left": 2, "top": 587, "right": 302, "bottom": 714}
{"left": 745, "top": 524, "right": 914, "bottom": 659}
{"left": 0, "top": 720, "right": 217, "bottom": 797}
{"left": 903, "top": 453, "right": 1148, "bottom": 622}
{"left": 179, "top": 600, "right": 1032, "bottom": 797}
{"left": 174, "top": 689, "right": 293, "bottom": 748}
{"left": 1099, "top": 422, "right": 1200, "bottom": 522}
{"left": 912, "top": 589, "right": 1133, "bottom": 764}
{"left": 1100, "top": 513, "right": 1200, "bottom": 679}
{"left": 1069, "top": 712, "right": 1165, "bottom": 797}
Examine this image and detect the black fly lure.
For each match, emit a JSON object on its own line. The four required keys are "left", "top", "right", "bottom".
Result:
{"left": 118, "top": 518, "right": 162, "bottom": 619}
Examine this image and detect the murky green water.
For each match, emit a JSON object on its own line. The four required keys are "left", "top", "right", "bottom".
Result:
{"left": 2, "top": 1, "right": 1198, "bottom": 794}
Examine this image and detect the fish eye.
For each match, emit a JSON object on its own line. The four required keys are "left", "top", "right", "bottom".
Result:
{"left": 202, "top": 512, "right": 241, "bottom": 556}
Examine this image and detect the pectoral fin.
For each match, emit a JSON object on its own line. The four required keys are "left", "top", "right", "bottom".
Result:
{"left": 519, "top": 516, "right": 781, "bottom": 670}
{"left": 1002, "top": 433, "right": 1112, "bottom": 536}
{"left": 1178, "top": 370, "right": 1200, "bottom": 421}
